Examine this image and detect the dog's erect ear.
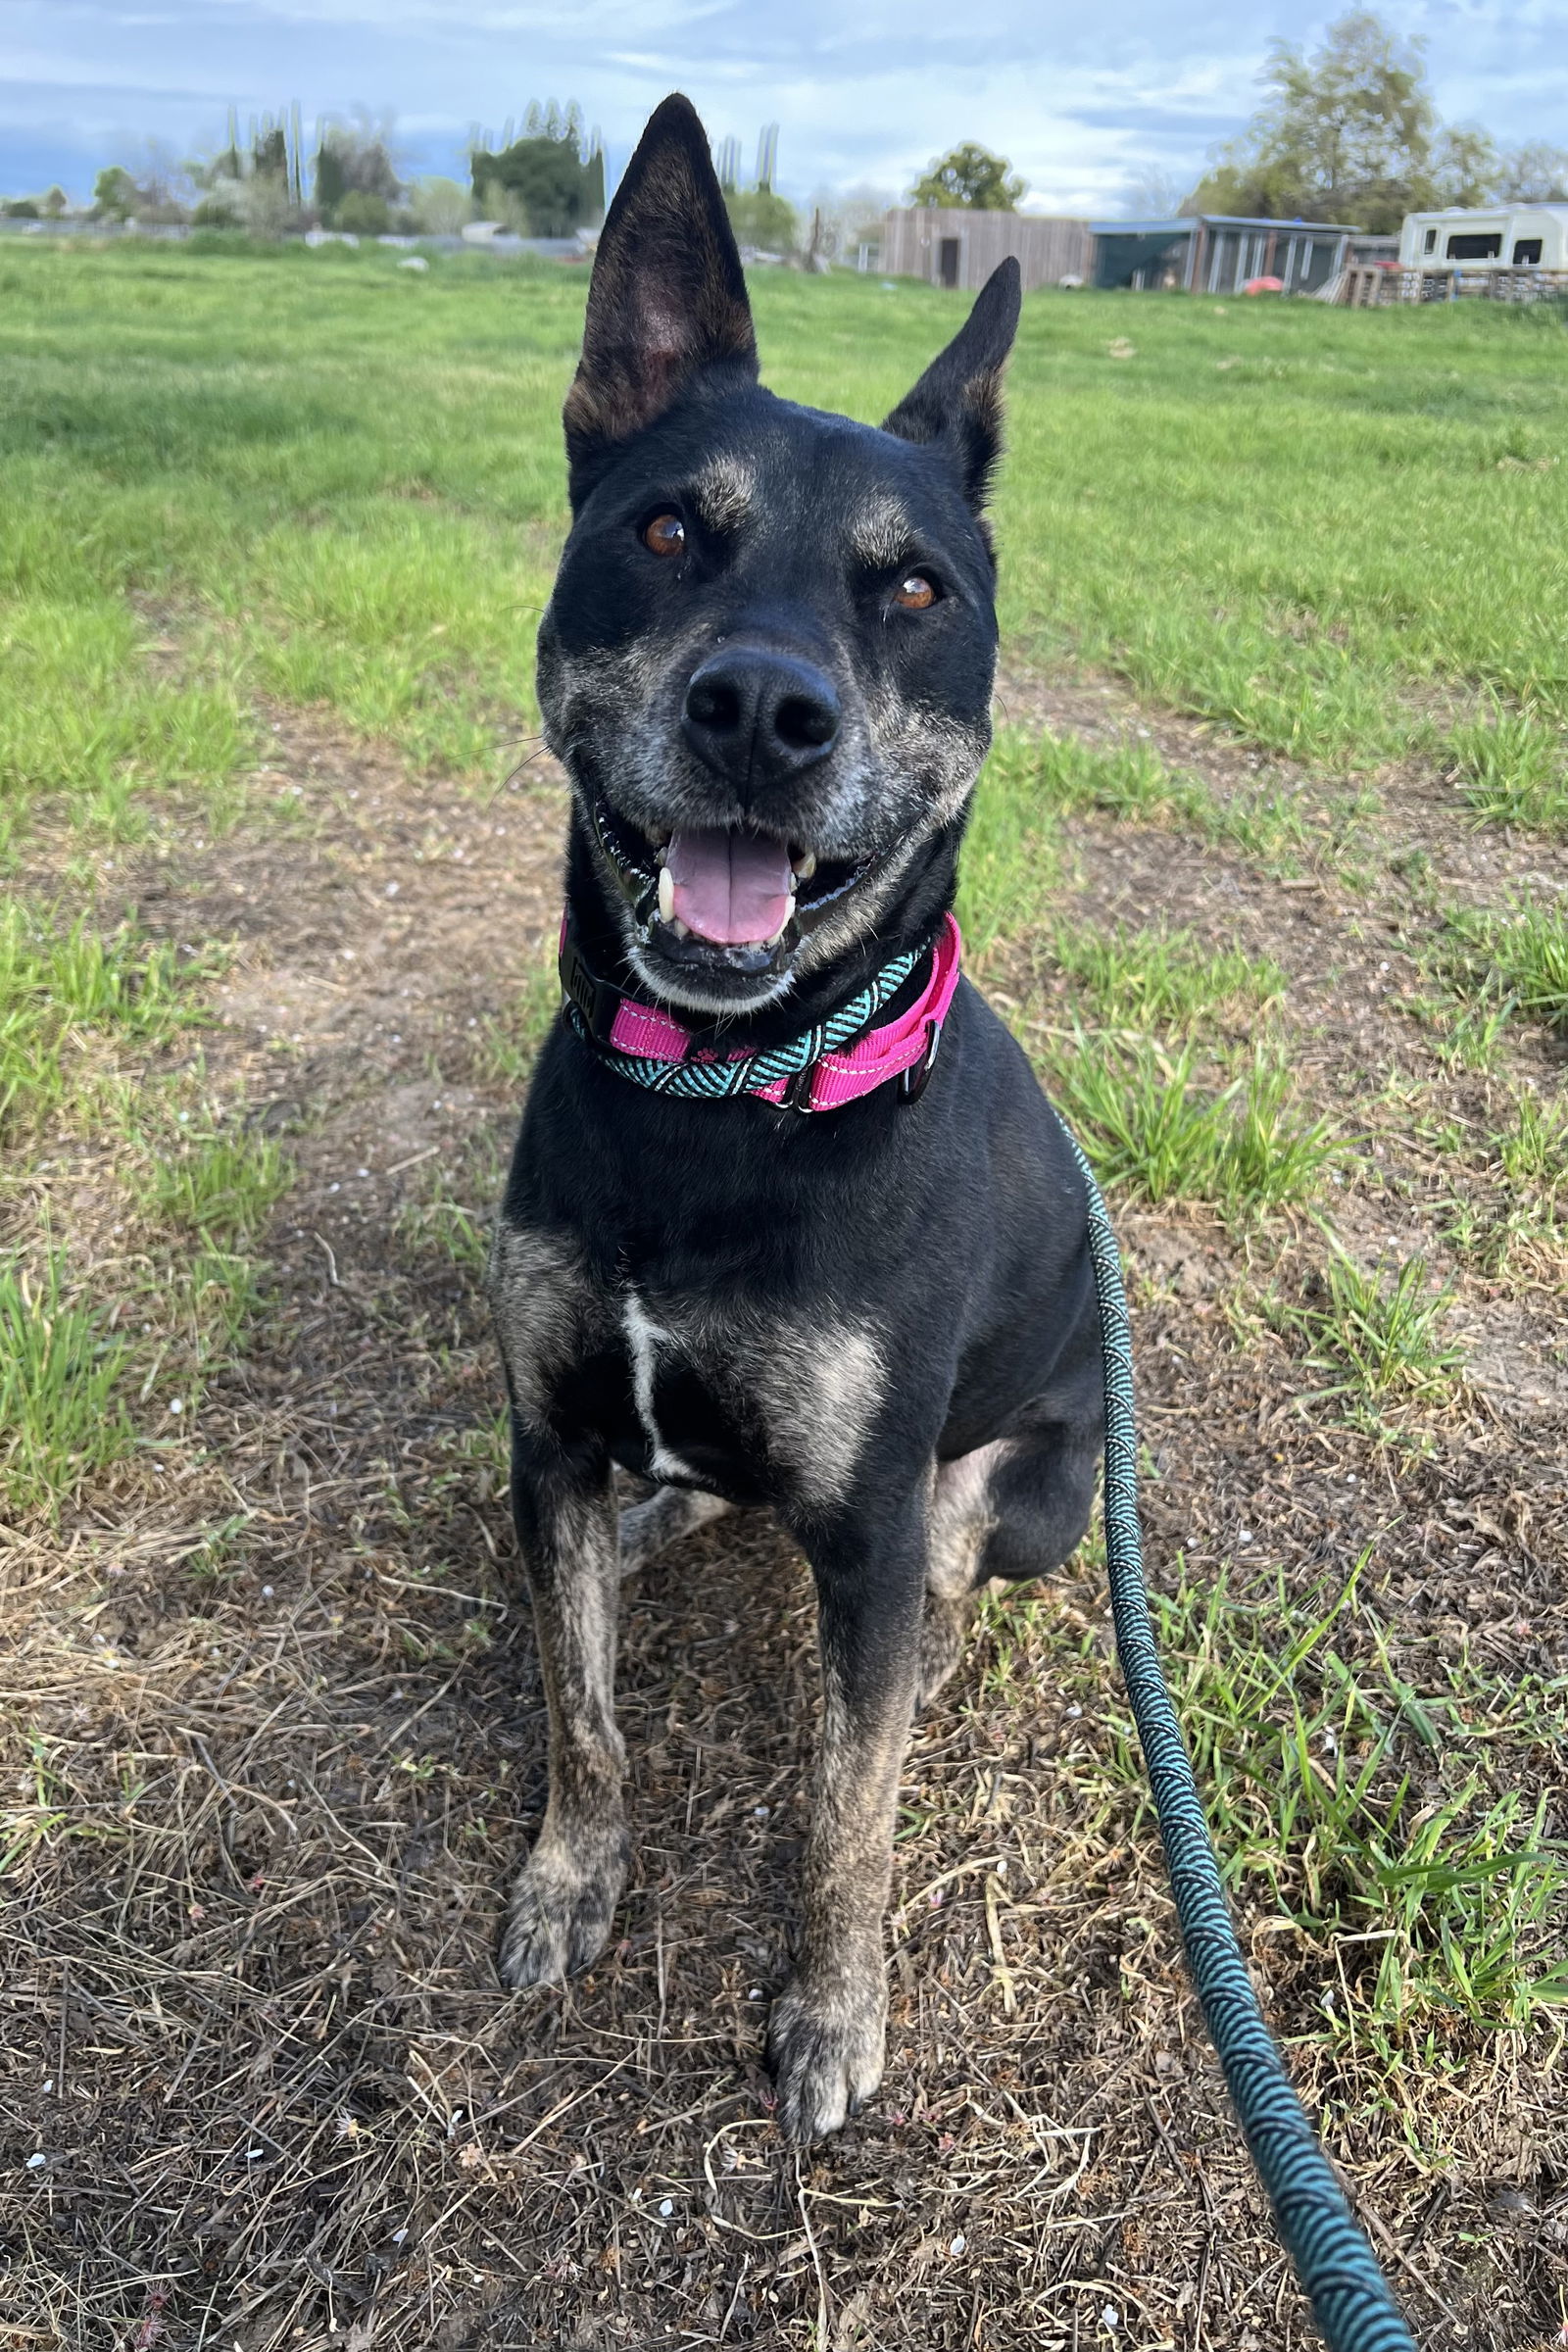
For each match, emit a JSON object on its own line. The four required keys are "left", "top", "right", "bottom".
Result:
{"left": 564, "top": 93, "right": 758, "bottom": 477}
{"left": 881, "top": 258, "right": 1021, "bottom": 511}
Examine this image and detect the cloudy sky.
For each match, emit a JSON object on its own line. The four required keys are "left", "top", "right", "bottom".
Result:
{"left": 4, "top": 0, "right": 1564, "bottom": 216}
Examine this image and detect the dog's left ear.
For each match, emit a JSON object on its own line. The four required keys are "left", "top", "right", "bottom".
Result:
{"left": 564, "top": 93, "right": 759, "bottom": 489}
{"left": 881, "top": 258, "right": 1022, "bottom": 511}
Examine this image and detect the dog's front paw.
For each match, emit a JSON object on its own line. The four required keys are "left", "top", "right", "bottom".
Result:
{"left": 497, "top": 1832, "right": 629, "bottom": 1988}
{"left": 766, "top": 1964, "right": 888, "bottom": 2142}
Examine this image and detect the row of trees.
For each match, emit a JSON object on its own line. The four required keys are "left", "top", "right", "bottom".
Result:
{"left": 1189, "top": 11, "right": 1568, "bottom": 232}
{"left": 15, "top": 102, "right": 609, "bottom": 242}
{"left": 34, "top": 98, "right": 812, "bottom": 257}
{"left": 905, "top": 12, "right": 1567, "bottom": 234}
{"left": 2, "top": 185, "right": 69, "bottom": 220}
{"left": 469, "top": 102, "right": 606, "bottom": 238}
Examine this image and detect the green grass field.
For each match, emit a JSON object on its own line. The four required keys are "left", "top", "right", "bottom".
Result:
{"left": 4, "top": 240, "right": 1568, "bottom": 832}
{"left": 2, "top": 242, "right": 1567, "bottom": 2351}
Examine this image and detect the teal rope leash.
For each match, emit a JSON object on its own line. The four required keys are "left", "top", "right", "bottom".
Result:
{"left": 1065, "top": 1125, "right": 1416, "bottom": 2352}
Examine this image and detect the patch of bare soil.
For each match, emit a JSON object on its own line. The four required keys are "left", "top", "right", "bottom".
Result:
{"left": 1, "top": 706, "right": 1565, "bottom": 2351}
{"left": 995, "top": 664, "right": 1568, "bottom": 917}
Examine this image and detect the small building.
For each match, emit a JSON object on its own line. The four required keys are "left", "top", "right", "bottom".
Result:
{"left": 880, "top": 207, "right": 1090, "bottom": 293}
{"left": 1090, "top": 215, "right": 1356, "bottom": 295}
{"left": 1398, "top": 202, "right": 1568, "bottom": 273}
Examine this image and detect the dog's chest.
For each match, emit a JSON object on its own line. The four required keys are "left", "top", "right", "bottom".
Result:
{"left": 613, "top": 1287, "right": 883, "bottom": 1508}
{"left": 489, "top": 1219, "right": 885, "bottom": 1507}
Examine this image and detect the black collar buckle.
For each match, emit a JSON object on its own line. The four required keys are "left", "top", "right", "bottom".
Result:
{"left": 559, "top": 927, "right": 623, "bottom": 1046}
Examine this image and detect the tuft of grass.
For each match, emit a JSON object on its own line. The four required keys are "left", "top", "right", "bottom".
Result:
{"left": 985, "top": 725, "right": 1325, "bottom": 877}
{"left": 135, "top": 1128, "right": 291, "bottom": 1244}
{"left": 1048, "top": 1028, "right": 1337, "bottom": 1211}
{"left": 392, "top": 1134, "right": 504, "bottom": 1275}
{"left": 0, "top": 903, "right": 208, "bottom": 1135}
{"left": 1091, "top": 1561, "right": 1568, "bottom": 2042}
{"left": 1446, "top": 702, "right": 1568, "bottom": 833}
{"left": 1498, "top": 1088, "right": 1568, "bottom": 1200}
{"left": 1285, "top": 1249, "right": 1465, "bottom": 1410}
{"left": 0, "top": 597, "right": 251, "bottom": 828}
{"left": 1442, "top": 898, "right": 1568, "bottom": 1034}
{"left": 0, "top": 1249, "right": 133, "bottom": 1519}
{"left": 476, "top": 963, "right": 561, "bottom": 1090}
{"left": 1050, "top": 922, "right": 1286, "bottom": 1035}
{"left": 956, "top": 753, "right": 1068, "bottom": 960}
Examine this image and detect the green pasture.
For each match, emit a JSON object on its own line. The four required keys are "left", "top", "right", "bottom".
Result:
{"left": 2, "top": 239, "right": 1567, "bottom": 844}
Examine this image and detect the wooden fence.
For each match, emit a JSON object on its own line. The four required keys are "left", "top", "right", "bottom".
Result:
{"left": 1340, "top": 264, "right": 1568, "bottom": 304}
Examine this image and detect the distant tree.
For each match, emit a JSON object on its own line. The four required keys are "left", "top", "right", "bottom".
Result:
{"left": 910, "top": 142, "right": 1026, "bottom": 211}
{"left": 724, "top": 187, "right": 798, "bottom": 255}
{"left": 1497, "top": 139, "right": 1568, "bottom": 200}
{"left": 1190, "top": 11, "right": 1439, "bottom": 231}
{"left": 470, "top": 101, "right": 604, "bottom": 236}
{"left": 235, "top": 172, "right": 299, "bottom": 240}
{"left": 1119, "top": 164, "right": 1192, "bottom": 220}
{"left": 315, "top": 116, "right": 402, "bottom": 227}
{"left": 91, "top": 166, "right": 142, "bottom": 222}
{"left": 191, "top": 193, "right": 244, "bottom": 229}
{"left": 41, "top": 185, "right": 68, "bottom": 218}
{"left": 254, "top": 124, "right": 288, "bottom": 182}
{"left": 1429, "top": 124, "right": 1499, "bottom": 209}
{"left": 3, "top": 197, "right": 40, "bottom": 219}
{"left": 333, "top": 188, "right": 391, "bottom": 236}
{"left": 805, "top": 182, "right": 895, "bottom": 264}
{"left": 407, "top": 175, "right": 472, "bottom": 234}
{"left": 122, "top": 139, "right": 191, "bottom": 225}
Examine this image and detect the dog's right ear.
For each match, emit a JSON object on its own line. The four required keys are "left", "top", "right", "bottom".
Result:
{"left": 563, "top": 94, "right": 758, "bottom": 493}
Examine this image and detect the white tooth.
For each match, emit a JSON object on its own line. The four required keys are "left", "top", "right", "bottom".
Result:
{"left": 658, "top": 866, "right": 674, "bottom": 923}
{"left": 669, "top": 917, "right": 689, "bottom": 940}
{"left": 767, "top": 916, "right": 791, "bottom": 947}
{"left": 792, "top": 850, "right": 817, "bottom": 881}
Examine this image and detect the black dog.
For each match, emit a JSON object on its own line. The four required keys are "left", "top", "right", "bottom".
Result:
{"left": 487, "top": 94, "right": 1102, "bottom": 2142}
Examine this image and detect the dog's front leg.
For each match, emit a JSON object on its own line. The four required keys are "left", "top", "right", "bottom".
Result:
{"left": 768, "top": 1496, "right": 924, "bottom": 2140}
{"left": 498, "top": 1431, "right": 630, "bottom": 1988}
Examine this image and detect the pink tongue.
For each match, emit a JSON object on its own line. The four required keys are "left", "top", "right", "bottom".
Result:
{"left": 665, "top": 828, "right": 795, "bottom": 947}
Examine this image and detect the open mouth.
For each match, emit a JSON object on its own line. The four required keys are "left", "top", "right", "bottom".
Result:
{"left": 594, "top": 802, "right": 872, "bottom": 973}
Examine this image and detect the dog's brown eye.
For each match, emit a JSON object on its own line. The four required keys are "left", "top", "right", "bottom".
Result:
{"left": 642, "top": 512, "right": 686, "bottom": 559}
{"left": 893, "top": 570, "right": 938, "bottom": 611}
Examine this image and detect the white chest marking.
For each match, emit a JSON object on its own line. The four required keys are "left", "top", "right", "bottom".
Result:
{"left": 622, "top": 1293, "right": 701, "bottom": 1484}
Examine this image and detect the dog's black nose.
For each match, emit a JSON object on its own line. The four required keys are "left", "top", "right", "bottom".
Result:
{"left": 682, "top": 649, "right": 840, "bottom": 792}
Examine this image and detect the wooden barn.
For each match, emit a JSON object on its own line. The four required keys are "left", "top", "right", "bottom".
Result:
{"left": 880, "top": 207, "right": 1090, "bottom": 292}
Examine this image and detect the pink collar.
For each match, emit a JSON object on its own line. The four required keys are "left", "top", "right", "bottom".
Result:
{"left": 562, "top": 912, "right": 963, "bottom": 1114}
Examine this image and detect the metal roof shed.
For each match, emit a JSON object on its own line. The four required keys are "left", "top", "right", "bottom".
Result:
{"left": 1089, "top": 216, "right": 1358, "bottom": 295}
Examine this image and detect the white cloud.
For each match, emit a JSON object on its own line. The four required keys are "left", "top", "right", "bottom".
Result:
{"left": 3, "top": 0, "right": 1564, "bottom": 211}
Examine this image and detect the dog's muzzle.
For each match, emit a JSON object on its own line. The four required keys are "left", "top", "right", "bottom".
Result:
{"left": 593, "top": 801, "right": 883, "bottom": 979}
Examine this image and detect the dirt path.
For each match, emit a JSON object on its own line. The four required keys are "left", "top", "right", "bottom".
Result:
{"left": 2, "top": 692, "right": 1565, "bottom": 2351}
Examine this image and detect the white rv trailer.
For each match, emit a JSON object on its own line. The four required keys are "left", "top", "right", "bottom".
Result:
{"left": 1398, "top": 203, "right": 1568, "bottom": 271}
